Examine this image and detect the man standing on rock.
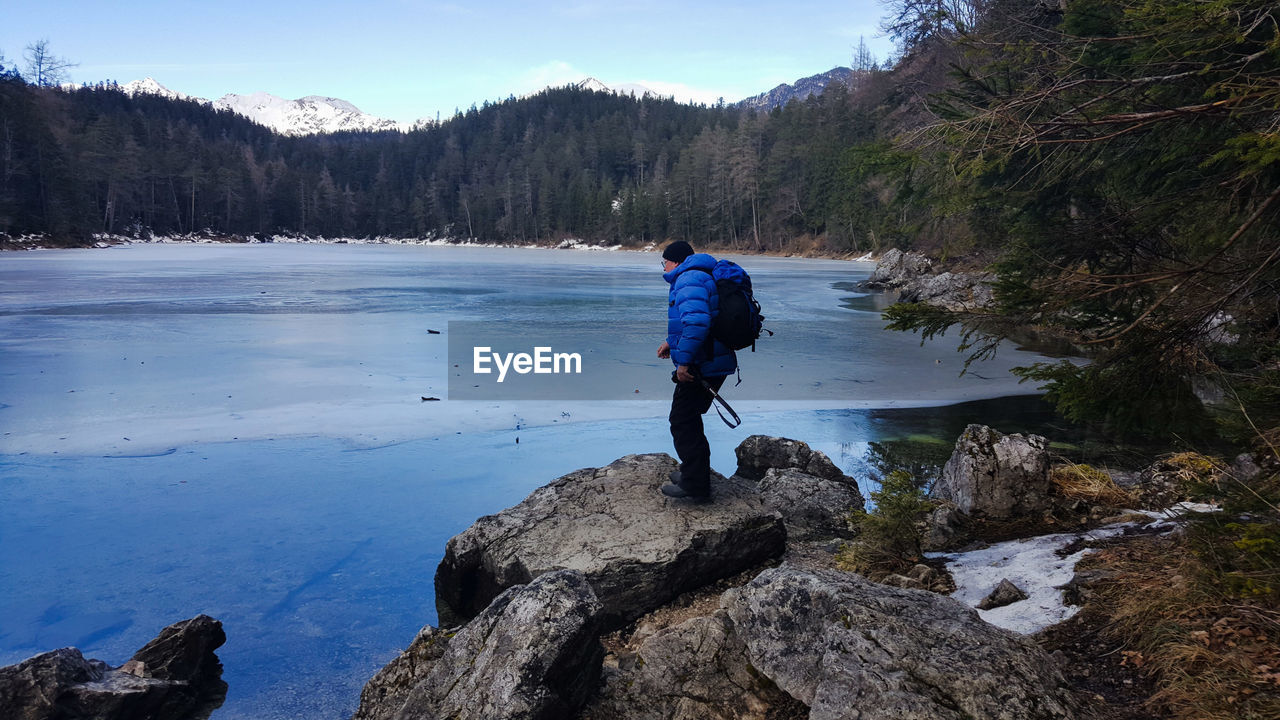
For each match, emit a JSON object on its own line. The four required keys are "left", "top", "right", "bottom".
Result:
{"left": 657, "top": 241, "right": 737, "bottom": 503}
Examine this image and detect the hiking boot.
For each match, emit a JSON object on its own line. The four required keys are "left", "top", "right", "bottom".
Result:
{"left": 661, "top": 481, "right": 711, "bottom": 504}
{"left": 669, "top": 470, "right": 682, "bottom": 484}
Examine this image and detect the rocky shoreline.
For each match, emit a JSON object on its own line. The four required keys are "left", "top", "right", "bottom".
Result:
{"left": 857, "top": 248, "right": 996, "bottom": 312}
{"left": 0, "top": 616, "right": 227, "bottom": 720}
{"left": 4, "top": 426, "right": 1265, "bottom": 719}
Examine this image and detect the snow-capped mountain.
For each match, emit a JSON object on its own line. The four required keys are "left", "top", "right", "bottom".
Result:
{"left": 121, "top": 77, "right": 196, "bottom": 102}
{"left": 122, "top": 78, "right": 406, "bottom": 135}
{"left": 213, "top": 92, "right": 402, "bottom": 135}
{"left": 575, "top": 77, "right": 613, "bottom": 93}
{"left": 571, "top": 77, "right": 660, "bottom": 98}
{"left": 736, "top": 67, "right": 856, "bottom": 112}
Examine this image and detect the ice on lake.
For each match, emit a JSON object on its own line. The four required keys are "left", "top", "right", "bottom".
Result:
{"left": 1, "top": 244, "right": 1058, "bottom": 718}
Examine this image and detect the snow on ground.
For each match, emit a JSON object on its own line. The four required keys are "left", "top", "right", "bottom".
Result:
{"left": 933, "top": 503, "right": 1220, "bottom": 634}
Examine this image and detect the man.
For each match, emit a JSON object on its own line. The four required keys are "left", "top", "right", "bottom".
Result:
{"left": 657, "top": 241, "right": 737, "bottom": 503}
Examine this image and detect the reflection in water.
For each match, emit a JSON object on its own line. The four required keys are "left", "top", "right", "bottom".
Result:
{"left": 833, "top": 281, "right": 900, "bottom": 313}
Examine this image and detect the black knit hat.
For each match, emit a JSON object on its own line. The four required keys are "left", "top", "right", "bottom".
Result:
{"left": 662, "top": 241, "right": 694, "bottom": 264}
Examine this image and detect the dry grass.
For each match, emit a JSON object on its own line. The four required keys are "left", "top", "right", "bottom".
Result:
{"left": 1163, "top": 451, "right": 1227, "bottom": 481}
{"left": 1050, "top": 462, "right": 1136, "bottom": 506}
{"left": 1082, "top": 532, "right": 1280, "bottom": 720}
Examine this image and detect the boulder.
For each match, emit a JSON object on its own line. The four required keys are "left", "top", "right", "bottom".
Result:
{"left": 434, "top": 453, "right": 786, "bottom": 630}
{"left": 1232, "top": 453, "right": 1262, "bottom": 481}
{"left": 725, "top": 566, "right": 1078, "bottom": 720}
{"left": 127, "top": 615, "right": 225, "bottom": 688}
{"left": 899, "top": 271, "right": 996, "bottom": 311}
{"left": 862, "top": 248, "right": 932, "bottom": 289}
{"left": 932, "top": 425, "right": 1052, "bottom": 519}
{"left": 582, "top": 611, "right": 803, "bottom": 720}
{"left": 733, "top": 435, "right": 852, "bottom": 485}
{"left": 919, "top": 499, "right": 972, "bottom": 551}
{"left": 353, "top": 570, "right": 603, "bottom": 720}
{"left": 0, "top": 615, "right": 226, "bottom": 720}
{"left": 978, "top": 579, "right": 1030, "bottom": 610}
{"left": 757, "top": 467, "right": 862, "bottom": 541}
{"left": 350, "top": 626, "right": 451, "bottom": 720}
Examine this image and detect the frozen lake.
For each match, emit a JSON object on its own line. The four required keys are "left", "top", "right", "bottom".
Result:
{"left": 0, "top": 244, "right": 1056, "bottom": 718}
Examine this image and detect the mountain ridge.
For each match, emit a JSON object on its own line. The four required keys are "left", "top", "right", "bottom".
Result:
{"left": 119, "top": 68, "right": 856, "bottom": 135}
{"left": 121, "top": 77, "right": 409, "bottom": 135}
{"left": 737, "top": 67, "right": 856, "bottom": 112}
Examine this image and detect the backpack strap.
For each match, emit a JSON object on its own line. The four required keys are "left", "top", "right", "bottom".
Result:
{"left": 699, "top": 376, "right": 741, "bottom": 429}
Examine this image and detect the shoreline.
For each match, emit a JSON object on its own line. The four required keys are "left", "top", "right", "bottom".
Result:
{"left": 0, "top": 232, "right": 878, "bottom": 262}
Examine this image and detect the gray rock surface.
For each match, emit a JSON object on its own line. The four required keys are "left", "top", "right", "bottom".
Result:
{"left": 878, "top": 563, "right": 951, "bottom": 594}
{"left": 919, "top": 499, "right": 972, "bottom": 551}
{"left": 354, "top": 570, "right": 603, "bottom": 720}
{"left": 582, "top": 611, "right": 804, "bottom": 720}
{"left": 434, "top": 453, "right": 786, "bottom": 629}
{"left": 757, "top": 467, "right": 862, "bottom": 540}
{"left": 733, "top": 435, "right": 852, "bottom": 485}
{"left": 978, "top": 578, "right": 1030, "bottom": 610}
{"left": 128, "top": 615, "right": 225, "bottom": 687}
{"left": 0, "top": 615, "right": 226, "bottom": 720}
{"left": 863, "top": 248, "right": 932, "bottom": 289}
{"left": 351, "top": 626, "right": 451, "bottom": 720}
{"left": 932, "top": 424, "right": 1052, "bottom": 519}
{"left": 898, "top": 270, "right": 996, "bottom": 311}
{"left": 725, "top": 566, "right": 1078, "bottom": 720}
{"left": 1232, "top": 453, "right": 1261, "bottom": 481}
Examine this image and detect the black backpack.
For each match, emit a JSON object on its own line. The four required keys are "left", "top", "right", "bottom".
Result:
{"left": 698, "top": 260, "right": 768, "bottom": 351}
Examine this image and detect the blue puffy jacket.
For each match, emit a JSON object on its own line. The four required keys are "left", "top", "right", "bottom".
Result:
{"left": 664, "top": 253, "right": 737, "bottom": 378}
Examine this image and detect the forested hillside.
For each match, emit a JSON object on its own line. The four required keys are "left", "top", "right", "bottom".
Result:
{"left": 0, "top": 66, "right": 896, "bottom": 250}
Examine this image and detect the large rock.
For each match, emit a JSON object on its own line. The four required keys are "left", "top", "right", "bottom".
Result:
{"left": 932, "top": 424, "right": 1052, "bottom": 519}
{"left": 757, "top": 467, "right": 862, "bottom": 540}
{"left": 919, "top": 498, "right": 972, "bottom": 551}
{"left": 351, "top": 626, "right": 450, "bottom": 720}
{"left": 434, "top": 453, "right": 786, "bottom": 630}
{"left": 725, "top": 566, "right": 1078, "bottom": 720}
{"left": 862, "top": 248, "right": 932, "bottom": 289}
{"left": 582, "top": 611, "right": 803, "bottom": 720}
{"left": 0, "top": 615, "right": 226, "bottom": 720}
{"left": 898, "top": 271, "right": 995, "bottom": 311}
{"left": 733, "top": 435, "right": 852, "bottom": 485}
{"left": 127, "top": 615, "right": 225, "bottom": 690}
{"left": 354, "top": 570, "right": 603, "bottom": 720}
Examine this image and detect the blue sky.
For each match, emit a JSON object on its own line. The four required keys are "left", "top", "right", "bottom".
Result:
{"left": 2, "top": 1, "right": 897, "bottom": 124}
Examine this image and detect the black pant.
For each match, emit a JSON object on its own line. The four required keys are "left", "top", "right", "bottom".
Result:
{"left": 669, "top": 375, "right": 726, "bottom": 495}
